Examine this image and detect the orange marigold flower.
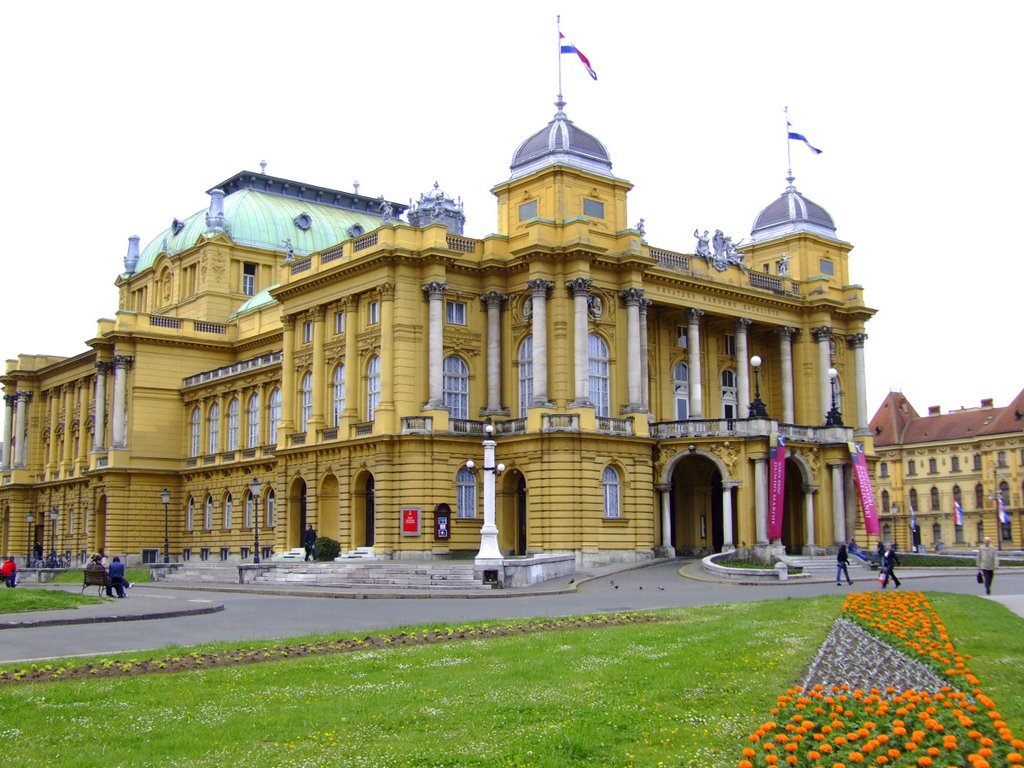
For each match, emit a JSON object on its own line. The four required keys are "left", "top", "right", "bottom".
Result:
{"left": 765, "top": 756, "right": 779, "bottom": 765}
{"left": 917, "top": 758, "right": 933, "bottom": 767}
{"left": 786, "top": 756, "right": 798, "bottom": 765}
{"left": 738, "top": 762, "right": 752, "bottom": 768}
{"left": 1006, "top": 753, "right": 1023, "bottom": 764}
{"left": 808, "top": 751, "right": 821, "bottom": 761}
{"left": 848, "top": 752, "right": 864, "bottom": 762}
{"left": 785, "top": 743, "right": 799, "bottom": 753}
{"left": 743, "top": 748, "right": 756, "bottom": 758}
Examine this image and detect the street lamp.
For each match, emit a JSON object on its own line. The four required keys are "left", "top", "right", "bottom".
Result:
{"left": 824, "top": 367, "right": 844, "bottom": 427}
{"left": 26, "top": 512, "right": 34, "bottom": 566}
{"left": 471, "top": 423, "right": 505, "bottom": 566}
{"left": 161, "top": 488, "right": 171, "bottom": 564}
{"left": 49, "top": 508, "right": 59, "bottom": 563}
{"left": 250, "top": 477, "right": 262, "bottom": 564}
{"left": 748, "top": 355, "right": 769, "bottom": 419}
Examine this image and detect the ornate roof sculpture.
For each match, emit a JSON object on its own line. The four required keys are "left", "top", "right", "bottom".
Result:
{"left": 509, "top": 98, "right": 613, "bottom": 180}
{"left": 406, "top": 181, "right": 466, "bottom": 235}
{"left": 750, "top": 174, "right": 837, "bottom": 242}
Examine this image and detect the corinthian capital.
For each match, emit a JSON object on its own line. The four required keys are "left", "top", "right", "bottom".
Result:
{"left": 527, "top": 278, "right": 553, "bottom": 298}
{"left": 811, "top": 326, "right": 833, "bottom": 342}
{"left": 846, "top": 333, "right": 868, "bottom": 349}
{"left": 422, "top": 281, "right": 448, "bottom": 300}
{"left": 566, "top": 277, "right": 593, "bottom": 298}
{"left": 619, "top": 287, "right": 645, "bottom": 306}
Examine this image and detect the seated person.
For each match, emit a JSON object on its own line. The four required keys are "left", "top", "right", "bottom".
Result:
{"left": 2, "top": 556, "right": 16, "bottom": 588}
{"left": 108, "top": 556, "right": 130, "bottom": 598}
{"left": 86, "top": 553, "right": 114, "bottom": 598}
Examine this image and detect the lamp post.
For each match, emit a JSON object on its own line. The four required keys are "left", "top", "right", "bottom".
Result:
{"left": 250, "top": 477, "right": 262, "bottom": 563}
{"left": 49, "top": 508, "right": 59, "bottom": 563}
{"left": 824, "top": 367, "right": 844, "bottom": 427}
{"left": 471, "top": 423, "right": 505, "bottom": 565}
{"left": 748, "top": 355, "right": 769, "bottom": 419}
{"left": 26, "top": 512, "right": 34, "bottom": 566}
{"left": 161, "top": 488, "right": 171, "bottom": 564}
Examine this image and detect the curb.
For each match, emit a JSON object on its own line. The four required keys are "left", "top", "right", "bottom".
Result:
{"left": 0, "top": 602, "right": 224, "bottom": 630}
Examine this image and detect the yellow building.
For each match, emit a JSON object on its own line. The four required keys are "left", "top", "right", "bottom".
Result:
{"left": 1, "top": 101, "right": 879, "bottom": 571}
{"left": 869, "top": 390, "right": 1024, "bottom": 552}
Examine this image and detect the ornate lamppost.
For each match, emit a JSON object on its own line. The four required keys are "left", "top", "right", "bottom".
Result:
{"left": 161, "top": 488, "right": 171, "bottom": 564}
{"left": 468, "top": 423, "right": 505, "bottom": 566}
{"left": 824, "top": 367, "right": 844, "bottom": 427}
{"left": 748, "top": 355, "right": 769, "bottom": 418}
{"left": 49, "top": 508, "right": 59, "bottom": 564}
{"left": 26, "top": 511, "right": 34, "bottom": 566}
{"left": 250, "top": 477, "right": 262, "bottom": 563}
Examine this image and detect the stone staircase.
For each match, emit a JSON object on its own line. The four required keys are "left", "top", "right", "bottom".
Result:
{"left": 780, "top": 554, "right": 874, "bottom": 574}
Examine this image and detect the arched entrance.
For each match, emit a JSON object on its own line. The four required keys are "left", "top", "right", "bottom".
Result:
{"left": 780, "top": 459, "right": 806, "bottom": 554}
{"left": 319, "top": 474, "right": 339, "bottom": 542}
{"left": 288, "top": 477, "right": 308, "bottom": 548}
{"left": 497, "top": 469, "right": 526, "bottom": 556}
{"left": 353, "top": 473, "right": 375, "bottom": 548}
{"left": 668, "top": 453, "right": 731, "bottom": 554}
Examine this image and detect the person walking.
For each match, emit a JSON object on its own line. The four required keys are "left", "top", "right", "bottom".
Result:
{"left": 977, "top": 536, "right": 999, "bottom": 595}
{"left": 836, "top": 543, "right": 854, "bottom": 586}
{"left": 303, "top": 524, "right": 317, "bottom": 562}
{"left": 881, "top": 544, "right": 901, "bottom": 588}
{"left": 1, "top": 556, "right": 17, "bottom": 588}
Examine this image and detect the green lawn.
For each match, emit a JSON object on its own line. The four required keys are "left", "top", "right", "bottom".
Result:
{"left": 44, "top": 566, "right": 151, "bottom": 585}
{"left": 0, "top": 593, "right": 1019, "bottom": 767}
{"left": 0, "top": 588, "right": 102, "bottom": 613}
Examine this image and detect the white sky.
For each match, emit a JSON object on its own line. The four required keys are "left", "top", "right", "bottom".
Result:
{"left": 2, "top": 1, "right": 1022, "bottom": 441}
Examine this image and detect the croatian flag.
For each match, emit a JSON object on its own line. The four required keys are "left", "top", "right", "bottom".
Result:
{"left": 998, "top": 497, "right": 1010, "bottom": 524}
{"left": 560, "top": 32, "right": 597, "bottom": 80}
{"left": 788, "top": 121, "right": 823, "bottom": 154}
{"left": 953, "top": 500, "right": 963, "bottom": 526}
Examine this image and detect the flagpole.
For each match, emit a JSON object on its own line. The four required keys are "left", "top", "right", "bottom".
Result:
{"left": 556, "top": 15, "right": 563, "bottom": 106}
{"left": 785, "top": 106, "right": 793, "bottom": 183}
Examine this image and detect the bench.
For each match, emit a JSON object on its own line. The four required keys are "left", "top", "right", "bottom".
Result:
{"left": 82, "top": 568, "right": 112, "bottom": 597}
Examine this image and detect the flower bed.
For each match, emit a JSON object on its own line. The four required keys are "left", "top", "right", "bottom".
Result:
{"left": 738, "top": 591, "right": 1023, "bottom": 767}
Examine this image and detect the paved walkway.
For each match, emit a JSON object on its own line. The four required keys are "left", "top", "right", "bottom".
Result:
{"left": 1, "top": 560, "right": 1022, "bottom": 630}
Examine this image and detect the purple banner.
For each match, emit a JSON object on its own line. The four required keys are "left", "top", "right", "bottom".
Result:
{"left": 848, "top": 442, "right": 880, "bottom": 535}
{"left": 767, "top": 438, "right": 786, "bottom": 540}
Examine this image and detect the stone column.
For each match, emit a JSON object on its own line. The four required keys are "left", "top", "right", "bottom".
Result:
{"left": 62, "top": 384, "right": 75, "bottom": 467}
{"left": 528, "top": 279, "right": 553, "bottom": 407}
{"left": 378, "top": 283, "right": 396, "bottom": 427}
{"left": 803, "top": 484, "right": 818, "bottom": 552}
{"left": 111, "top": 355, "right": 132, "bottom": 449}
{"left": 481, "top": 292, "right": 507, "bottom": 415}
{"left": 721, "top": 481, "right": 738, "bottom": 551}
{"left": 14, "top": 391, "right": 31, "bottom": 467}
{"left": 423, "top": 281, "right": 447, "bottom": 409}
{"left": 640, "top": 299, "right": 652, "bottom": 411}
{"left": 93, "top": 362, "right": 110, "bottom": 451}
{"left": 656, "top": 483, "right": 674, "bottom": 556}
{"left": 812, "top": 326, "right": 833, "bottom": 422}
{"left": 847, "top": 333, "right": 869, "bottom": 432}
{"left": 754, "top": 457, "right": 768, "bottom": 546}
{"left": 310, "top": 306, "right": 326, "bottom": 433}
{"left": 2, "top": 394, "right": 14, "bottom": 468}
{"left": 343, "top": 297, "right": 359, "bottom": 422}
{"left": 687, "top": 309, "right": 704, "bottom": 418}
{"left": 47, "top": 389, "right": 60, "bottom": 471}
{"left": 735, "top": 318, "right": 751, "bottom": 418}
{"left": 567, "top": 278, "right": 593, "bottom": 407}
{"left": 620, "top": 288, "right": 646, "bottom": 411}
{"left": 77, "top": 381, "right": 90, "bottom": 464}
{"left": 280, "top": 316, "right": 296, "bottom": 444}
{"left": 777, "top": 327, "right": 796, "bottom": 423}
{"left": 831, "top": 463, "right": 846, "bottom": 546}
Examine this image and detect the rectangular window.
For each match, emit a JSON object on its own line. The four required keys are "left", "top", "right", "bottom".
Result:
{"left": 998, "top": 451, "right": 1008, "bottom": 468}
{"left": 446, "top": 301, "right": 467, "bottom": 325}
{"left": 951, "top": 456, "right": 960, "bottom": 472}
{"left": 677, "top": 326, "right": 688, "bottom": 349}
{"left": 334, "top": 311, "right": 345, "bottom": 335}
{"left": 819, "top": 259, "right": 835, "bottom": 276}
{"left": 973, "top": 454, "right": 982, "bottom": 471}
{"left": 879, "top": 462, "right": 889, "bottom": 478}
{"left": 141, "top": 548, "right": 159, "bottom": 564}
{"left": 182, "top": 548, "right": 191, "bottom": 562}
{"left": 724, "top": 334, "right": 736, "bottom": 356}
{"left": 242, "top": 263, "right": 257, "bottom": 296}
{"left": 583, "top": 198, "right": 604, "bottom": 219}
{"left": 200, "top": 547, "right": 210, "bottom": 562}
{"left": 907, "top": 460, "right": 916, "bottom": 476}
{"left": 240, "top": 547, "right": 250, "bottom": 560}
{"left": 303, "top": 321, "right": 313, "bottom": 344}
{"left": 368, "top": 300, "right": 380, "bottom": 325}
{"left": 518, "top": 200, "right": 538, "bottom": 221}
{"left": 220, "top": 547, "right": 230, "bottom": 562}
{"left": 928, "top": 458, "right": 937, "bottom": 474}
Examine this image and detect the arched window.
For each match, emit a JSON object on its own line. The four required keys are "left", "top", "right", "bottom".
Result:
{"left": 224, "top": 493, "right": 232, "bottom": 529}
{"left": 226, "top": 398, "right": 239, "bottom": 451}
{"left": 588, "top": 334, "right": 610, "bottom": 417}
{"left": 367, "top": 356, "right": 381, "bottom": 420}
{"left": 443, "top": 356, "right": 470, "bottom": 420}
{"left": 882, "top": 522, "right": 891, "bottom": 542}
{"left": 721, "top": 369, "right": 737, "bottom": 419}
{"left": 953, "top": 485, "right": 962, "bottom": 505}
{"left": 602, "top": 465, "right": 621, "bottom": 518}
{"left": 999, "top": 480, "right": 1010, "bottom": 504}
{"left": 204, "top": 495, "right": 213, "bottom": 530}
{"left": 976, "top": 520, "right": 984, "bottom": 544}
{"left": 247, "top": 393, "right": 260, "bottom": 448}
{"left": 930, "top": 486, "right": 940, "bottom": 511}
{"left": 189, "top": 407, "right": 201, "bottom": 458}
{"left": 975, "top": 483, "right": 985, "bottom": 509}
{"left": 518, "top": 335, "right": 533, "bottom": 417}
{"left": 332, "top": 364, "right": 346, "bottom": 427}
{"left": 186, "top": 496, "right": 195, "bottom": 531}
{"left": 932, "top": 522, "right": 941, "bottom": 545}
{"left": 456, "top": 467, "right": 476, "bottom": 519}
{"left": 268, "top": 388, "right": 282, "bottom": 440}
{"left": 909, "top": 488, "right": 919, "bottom": 512}
{"left": 673, "top": 361, "right": 689, "bottom": 420}
{"left": 208, "top": 402, "right": 220, "bottom": 454}
{"left": 266, "top": 489, "right": 276, "bottom": 528}
{"left": 881, "top": 490, "right": 890, "bottom": 512}
{"left": 300, "top": 372, "right": 313, "bottom": 431}
{"left": 245, "top": 490, "right": 254, "bottom": 528}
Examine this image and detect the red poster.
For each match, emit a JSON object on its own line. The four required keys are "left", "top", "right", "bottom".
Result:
{"left": 400, "top": 507, "right": 421, "bottom": 536}
{"left": 848, "top": 442, "right": 880, "bottom": 535}
{"left": 767, "top": 436, "right": 786, "bottom": 540}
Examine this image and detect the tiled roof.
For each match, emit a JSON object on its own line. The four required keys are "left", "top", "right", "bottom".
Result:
{"left": 869, "top": 389, "right": 1024, "bottom": 446}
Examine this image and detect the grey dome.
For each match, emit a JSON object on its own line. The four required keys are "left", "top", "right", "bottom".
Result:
{"left": 510, "top": 100, "right": 612, "bottom": 180}
{"left": 751, "top": 177, "right": 837, "bottom": 242}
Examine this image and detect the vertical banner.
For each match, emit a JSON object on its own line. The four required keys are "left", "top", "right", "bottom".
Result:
{"left": 767, "top": 435, "right": 787, "bottom": 540}
{"left": 847, "top": 442, "right": 880, "bottom": 535}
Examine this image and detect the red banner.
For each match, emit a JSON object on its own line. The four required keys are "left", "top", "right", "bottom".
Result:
{"left": 848, "top": 442, "right": 880, "bottom": 535}
{"left": 400, "top": 507, "right": 421, "bottom": 536}
{"left": 767, "top": 436, "right": 787, "bottom": 540}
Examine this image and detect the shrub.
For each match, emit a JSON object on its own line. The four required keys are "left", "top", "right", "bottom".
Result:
{"left": 315, "top": 536, "right": 340, "bottom": 561}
